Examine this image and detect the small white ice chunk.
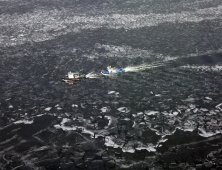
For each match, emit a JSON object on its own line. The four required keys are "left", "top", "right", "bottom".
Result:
{"left": 101, "top": 107, "right": 109, "bottom": 113}
{"left": 108, "top": 91, "right": 116, "bottom": 94}
{"left": 8, "top": 105, "right": 13, "bottom": 108}
{"left": 173, "top": 112, "right": 178, "bottom": 115}
{"left": 57, "top": 107, "right": 62, "bottom": 110}
{"left": 123, "top": 118, "right": 130, "bottom": 121}
{"left": 145, "top": 110, "right": 159, "bottom": 115}
{"left": 193, "top": 108, "right": 198, "bottom": 113}
{"left": 200, "top": 108, "right": 209, "bottom": 112}
{"left": 137, "top": 112, "right": 143, "bottom": 116}
{"left": 198, "top": 128, "right": 215, "bottom": 137}
{"left": 45, "top": 107, "right": 52, "bottom": 111}
{"left": 216, "top": 103, "right": 222, "bottom": 110}
{"left": 72, "top": 104, "right": 78, "bottom": 108}
{"left": 14, "top": 120, "right": 33, "bottom": 124}
{"left": 117, "top": 107, "right": 130, "bottom": 113}
{"left": 205, "top": 97, "right": 212, "bottom": 100}
{"left": 122, "top": 147, "right": 135, "bottom": 153}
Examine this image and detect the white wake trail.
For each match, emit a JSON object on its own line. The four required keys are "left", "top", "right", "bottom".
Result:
{"left": 86, "top": 72, "right": 101, "bottom": 78}
{"left": 124, "top": 63, "right": 163, "bottom": 72}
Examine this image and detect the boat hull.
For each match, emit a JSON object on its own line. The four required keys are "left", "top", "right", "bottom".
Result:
{"left": 62, "top": 76, "right": 86, "bottom": 81}
{"left": 101, "top": 68, "right": 125, "bottom": 75}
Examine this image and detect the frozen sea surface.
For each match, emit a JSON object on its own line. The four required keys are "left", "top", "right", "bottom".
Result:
{"left": 1, "top": 0, "right": 222, "bottom": 169}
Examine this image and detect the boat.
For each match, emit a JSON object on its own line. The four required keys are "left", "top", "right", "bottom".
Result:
{"left": 101, "top": 66, "right": 125, "bottom": 75}
{"left": 62, "top": 72, "right": 86, "bottom": 81}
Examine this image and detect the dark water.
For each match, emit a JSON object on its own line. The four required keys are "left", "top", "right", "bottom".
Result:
{"left": 1, "top": 0, "right": 222, "bottom": 169}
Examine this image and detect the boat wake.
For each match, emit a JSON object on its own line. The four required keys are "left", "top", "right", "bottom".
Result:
{"left": 86, "top": 62, "right": 163, "bottom": 78}
{"left": 124, "top": 62, "right": 163, "bottom": 72}
{"left": 86, "top": 72, "right": 101, "bottom": 78}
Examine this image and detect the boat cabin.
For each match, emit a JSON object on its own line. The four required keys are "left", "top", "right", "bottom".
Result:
{"left": 107, "top": 66, "right": 117, "bottom": 73}
{"left": 68, "top": 71, "right": 80, "bottom": 78}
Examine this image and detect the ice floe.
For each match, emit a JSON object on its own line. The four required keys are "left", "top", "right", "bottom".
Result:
{"left": 117, "top": 107, "right": 130, "bottom": 113}
{"left": 145, "top": 110, "right": 159, "bottom": 116}
{"left": 56, "top": 107, "right": 62, "bottom": 110}
{"left": 14, "top": 120, "right": 33, "bottom": 124}
{"left": 45, "top": 107, "right": 51, "bottom": 111}
{"left": 205, "top": 97, "right": 212, "bottom": 100}
{"left": 50, "top": 97, "right": 222, "bottom": 153}
{"left": 200, "top": 108, "right": 209, "bottom": 112}
{"left": 105, "top": 116, "right": 112, "bottom": 127}
{"left": 8, "top": 105, "right": 13, "bottom": 108}
{"left": 216, "top": 103, "right": 222, "bottom": 111}
{"left": 72, "top": 104, "right": 78, "bottom": 108}
{"left": 108, "top": 91, "right": 116, "bottom": 94}
{"left": 2, "top": 3, "right": 222, "bottom": 47}
{"left": 101, "top": 107, "right": 109, "bottom": 113}
{"left": 137, "top": 112, "right": 143, "bottom": 116}
{"left": 198, "top": 128, "right": 217, "bottom": 138}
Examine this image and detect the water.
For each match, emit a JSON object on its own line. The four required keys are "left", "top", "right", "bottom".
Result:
{"left": 1, "top": 0, "right": 222, "bottom": 169}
